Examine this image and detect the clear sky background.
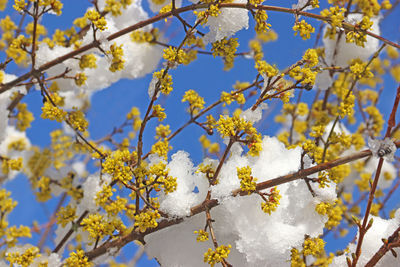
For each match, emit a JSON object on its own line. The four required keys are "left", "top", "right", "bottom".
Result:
{"left": 1, "top": 0, "right": 400, "bottom": 266}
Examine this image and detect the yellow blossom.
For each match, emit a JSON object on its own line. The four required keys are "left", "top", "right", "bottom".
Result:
{"left": 153, "top": 70, "right": 173, "bottom": 95}
{"left": 293, "top": 20, "right": 315, "bottom": 40}
{"left": 134, "top": 209, "right": 160, "bottom": 232}
{"left": 261, "top": 187, "right": 281, "bottom": 214}
{"left": 41, "top": 101, "right": 67, "bottom": 122}
{"left": 237, "top": 166, "right": 257, "bottom": 194}
{"left": 182, "top": 89, "right": 205, "bottom": 114}
{"left": 254, "top": 10, "right": 271, "bottom": 34}
{"left": 211, "top": 38, "right": 238, "bottom": 70}
{"left": 152, "top": 105, "right": 166, "bottom": 121}
{"left": 85, "top": 10, "right": 107, "bottom": 31}
{"left": 65, "top": 250, "right": 92, "bottom": 267}
{"left": 203, "top": 244, "right": 231, "bottom": 267}
{"left": 194, "top": 229, "right": 209, "bottom": 242}
{"left": 107, "top": 43, "right": 125, "bottom": 72}
{"left": 6, "top": 246, "right": 41, "bottom": 267}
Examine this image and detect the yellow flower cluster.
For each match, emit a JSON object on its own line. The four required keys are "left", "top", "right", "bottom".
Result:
{"left": 220, "top": 91, "right": 245, "bottom": 106}
{"left": 79, "top": 54, "right": 97, "bottom": 69}
{"left": 131, "top": 29, "right": 158, "bottom": 43}
{"left": 81, "top": 213, "right": 123, "bottom": 241}
{"left": 126, "top": 107, "right": 142, "bottom": 135}
{"left": 50, "top": 130, "right": 87, "bottom": 169}
{"left": 163, "top": 46, "right": 187, "bottom": 65}
{"left": 27, "top": 147, "right": 52, "bottom": 178}
{"left": 41, "top": 101, "right": 67, "bottom": 122}
{"left": 381, "top": 0, "right": 392, "bottom": 10}
{"left": 302, "top": 139, "right": 323, "bottom": 163}
{"left": 310, "top": 0, "right": 319, "bottom": 8}
{"left": 302, "top": 49, "right": 319, "bottom": 67}
{"left": 217, "top": 115, "right": 262, "bottom": 156}
{"left": 15, "top": 103, "right": 34, "bottom": 131}
{"left": 293, "top": 20, "right": 315, "bottom": 40}
{"left": 203, "top": 244, "right": 231, "bottom": 267}
{"left": 338, "top": 91, "right": 355, "bottom": 118}
{"left": 104, "top": 196, "right": 128, "bottom": 216}
{"left": 261, "top": 187, "right": 281, "bottom": 214}
{"left": 255, "top": 60, "right": 279, "bottom": 77}
{"left": 134, "top": 209, "right": 160, "bottom": 232}
{"left": 35, "top": 176, "right": 52, "bottom": 201}
{"left": 290, "top": 248, "right": 305, "bottom": 267}
{"left": 211, "top": 38, "right": 239, "bottom": 70}
{"left": 159, "top": 3, "right": 172, "bottom": 15}
{"left": 249, "top": 0, "right": 264, "bottom": 6}
{"left": 182, "top": 89, "right": 205, "bottom": 114}
{"left": 205, "top": 115, "right": 217, "bottom": 130}
{"left": 6, "top": 246, "right": 41, "bottom": 267}
{"left": 359, "top": 89, "right": 378, "bottom": 104}
{"left": 108, "top": 43, "right": 125, "bottom": 72}
{"left": 155, "top": 124, "right": 171, "bottom": 139}
{"left": 8, "top": 138, "right": 28, "bottom": 151}
{"left": 1, "top": 157, "right": 23, "bottom": 175}
{"left": 349, "top": 59, "right": 373, "bottom": 79}
{"left": 315, "top": 200, "right": 346, "bottom": 229}
{"left": 73, "top": 16, "right": 88, "bottom": 28}
{"left": 328, "top": 164, "right": 351, "bottom": 184}
{"left": 152, "top": 104, "right": 167, "bottom": 121}
{"left": 4, "top": 225, "right": 31, "bottom": 247}
{"left": 96, "top": 185, "right": 116, "bottom": 207}
{"left": 105, "top": 0, "right": 132, "bottom": 16}
{"left": 150, "top": 138, "right": 171, "bottom": 160}
{"left": 303, "top": 237, "right": 325, "bottom": 257}
{"left": 391, "top": 65, "right": 400, "bottom": 82}
{"left": 65, "top": 250, "right": 92, "bottom": 267}
{"left": 85, "top": 10, "right": 107, "bottom": 31}
{"left": 357, "top": 0, "right": 380, "bottom": 16}
{"left": 296, "top": 102, "right": 309, "bottom": 116}
{"left": 57, "top": 204, "right": 77, "bottom": 227}
{"left": 355, "top": 172, "right": 372, "bottom": 191}
{"left": 25, "top": 22, "right": 46, "bottom": 37}
{"left": 68, "top": 108, "right": 89, "bottom": 132}
{"left": 153, "top": 70, "right": 173, "bottom": 95}
{"left": 43, "top": 0, "right": 63, "bottom": 15}
{"left": 75, "top": 72, "right": 87, "bottom": 86}
{"left": 194, "top": 229, "right": 209, "bottom": 242}
{"left": 249, "top": 40, "right": 263, "bottom": 62}
{"left": 290, "top": 236, "right": 328, "bottom": 266}
{"left": 254, "top": 10, "right": 271, "bottom": 34}
{"left": 102, "top": 149, "right": 132, "bottom": 183}
{"left": 208, "top": 4, "right": 221, "bottom": 17}
{"left": 0, "top": 16, "right": 17, "bottom": 48}
{"left": 196, "top": 162, "right": 216, "bottom": 180}
{"left": 6, "top": 34, "right": 29, "bottom": 64}
{"left": 237, "top": 166, "right": 257, "bottom": 194}
{"left": 346, "top": 16, "right": 373, "bottom": 47}
{"left": 148, "top": 162, "right": 177, "bottom": 194}
{"left": 320, "top": 6, "right": 346, "bottom": 38}
{"left": 289, "top": 66, "right": 317, "bottom": 86}
{"left": 309, "top": 125, "right": 325, "bottom": 138}
{"left": 0, "top": 189, "right": 17, "bottom": 214}
{"left": 364, "top": 105, "right": 384, "bottom": 135}
{"left": 13, "top": 0, "right": 27, "bottom": 12}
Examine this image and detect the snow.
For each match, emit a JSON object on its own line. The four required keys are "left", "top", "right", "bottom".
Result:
{"left": 203, "top": 0, "right": 249, "bottom": 44}
{"left": 34, "top": 0, "right": 163, "bottom": 109}
{"left": 145, "top": 136, "right": 337, "bottom": 266}
{"left": 323, "top": 14, "right": 380, "bottom": 68}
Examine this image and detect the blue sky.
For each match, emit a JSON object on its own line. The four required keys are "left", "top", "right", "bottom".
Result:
{"left": 2, "top": 0, "right": 400, "bottom": 266}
